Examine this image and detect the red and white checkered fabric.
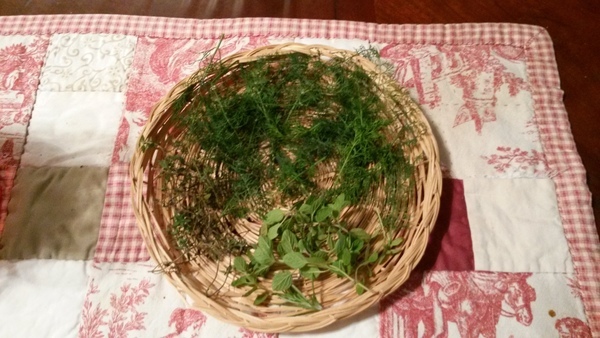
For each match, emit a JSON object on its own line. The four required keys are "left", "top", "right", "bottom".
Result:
{"left": 94, "top": 162, "right": 149, "bottom": 262}
{"left": 526, "top": 30, "right": 600, "bottom": 331}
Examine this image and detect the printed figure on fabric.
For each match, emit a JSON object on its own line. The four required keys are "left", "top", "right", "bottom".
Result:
{"left": 380, "top": 44, "right": 528, "bottom": 134}
{"left": 555, "top": 317, "right": 592, "bottom": 338}
{"left": 0, "top": 38, "right": 47, "bottom": 130}
{"left": 79, "top": 279, "right": 156, "bottom": 338}
{"left": 164, "top": 308, "right": 207, "bottom": 338}
{"left": 381, "top": 271, "right": 536, "bottom": 338}
{"left": 114, "top": 37, "right": 246, "bottom": 163}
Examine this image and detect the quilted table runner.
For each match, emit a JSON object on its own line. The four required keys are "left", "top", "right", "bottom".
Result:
{"left": 0, "top": 15, "right": 598, "bottom": 338}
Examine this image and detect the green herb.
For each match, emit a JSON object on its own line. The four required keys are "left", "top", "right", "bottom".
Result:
{"left": 153, "top": 46, "right": 424, "bottom": 308}
{"left": 229, "top": 194, "right": 407, "bottom": 308}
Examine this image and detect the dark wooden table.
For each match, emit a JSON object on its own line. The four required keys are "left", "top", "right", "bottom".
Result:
{"left": 2, "top": 0, "right": 598, "bottom": 235}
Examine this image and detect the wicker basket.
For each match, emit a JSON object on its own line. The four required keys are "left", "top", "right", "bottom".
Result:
{"left": 130, "top": 43, "right": 442, "bottom": 332}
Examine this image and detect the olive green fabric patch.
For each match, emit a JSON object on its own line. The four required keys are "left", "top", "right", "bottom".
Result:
{"left": 1, "top": 166, "right": 108, "bottom": 260}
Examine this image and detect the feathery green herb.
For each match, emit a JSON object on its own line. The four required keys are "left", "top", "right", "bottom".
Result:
{"left": 153, "top": 47, "right": 424, "bottom": 308}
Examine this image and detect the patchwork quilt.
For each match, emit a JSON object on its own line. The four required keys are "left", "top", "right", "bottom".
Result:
{"left": 0, "top": 15, "right": 598, "bottom": 338}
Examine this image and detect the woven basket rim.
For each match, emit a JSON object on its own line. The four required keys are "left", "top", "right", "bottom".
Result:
{"left": 130, "top": 42, "right": 442, "bottom": 333}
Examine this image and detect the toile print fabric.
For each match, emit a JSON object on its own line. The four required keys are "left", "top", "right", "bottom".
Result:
{"left": 0, "top": 15, "right": 598, "bottom": 338}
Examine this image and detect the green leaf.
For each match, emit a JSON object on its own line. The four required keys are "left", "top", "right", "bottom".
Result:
{"left": 272, "top": 271, "right": 293, "bottom": 291}
{"left": 313, "top": 250, "right": 329, "bottom": 261}
{"left": 306, "top": 255, "right": 327, "bottom": 266}
{"left": 298, "top": 239, "right": 307, "bottom": 253}
{"left": 259, "top": 235, "right": 273, "bottom": 249}
{"left": 345, "top": 235, "right": 353, "bottom": 248}
{"left": 278, "top": 286, "right": 322, "bottom": 310}
{"left": 387, "top": 247, "right": 402, "bottom": 255}
{"left": 264, "top": 209, "right": 285, "bottom": 225}
{"left": 253, "top": 264, "right": 271, "bottom": 277}
{"left": 233, "top": 256, "right": 247, "bottom": 273}
{"left": 390, "top": 238, "right": 404, "bottom": 247}
{"left": 351, "top": 238, "right": 364, "bottom": 252}
{"left": 341, "top": 250, "right": 352, "bottom": 266}
{"left": 267, "top": 222, "right": 282, "bottom": 240}
{"left": 350, "top": 228, "right": 371, "bottom": 242}
{"left": 231, "top": 275, "right": 257, "bottom": 288}
{"left": 300, "top": 266, "right": 322, "bottom": 280}
{"left": 330, "top": 260, "right": 346, "bottom": 277}
{"left": 259, "top": 221, "right": 268, "bottom": 237}
{"left": 356, "top": 283, "right": 365, "bottom": 295}
{"left": 279, "top": 290, "right": 308, "bottom": 308}
{"left": 334, "top": 234, "right": 347, "bottom": 257}
{"left": 366, "top": 251, "right": 378, "bottom": 264}
{"left": 298, "top": 203, "right": 313, "bottom": 215}
{"left": 254, "top": 292, "right": 270, "bottom": 305}
{"left": 332, "top": 193, "right": 350, "bottom": 212}
{"left": 283, "top": 252, "right": 308, "bottom": 269}
{"left": 315, "top": 206, "right": 333, "bottom": 222}
{"left": 326, "top": 235, "right": 334, "bottom": 251}
{"left": 279, "top": 230, "right": 297, "bottom": 256}
{"left": 243, "top": 286, "right": 258, "bottom": 297}
{"left": 253, "top": 236, "right": 274, "bottom": 266}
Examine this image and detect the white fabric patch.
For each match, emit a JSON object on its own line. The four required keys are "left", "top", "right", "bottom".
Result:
{"left": 21, "top": 91, "right": 123, "bottom": 167}
{"left": 280, "top": 306, "right": 379, "bottom": 338}
{"left": 464, "top": 178, "right": 573, "bottom": 272}
{"left": 39, "top": 34, "right": 136, "bottom": 92}
{"left": 0, "top": 260, "right": 90, "bottom": 338}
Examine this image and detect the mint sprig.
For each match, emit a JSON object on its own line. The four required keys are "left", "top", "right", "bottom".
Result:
{"left": 230, "top": 194, "right": 404, "bottom": 309}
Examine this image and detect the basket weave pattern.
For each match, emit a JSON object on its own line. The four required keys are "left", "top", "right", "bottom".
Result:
{"left": 130, "top": 43, "right": 442, "bottom": 332}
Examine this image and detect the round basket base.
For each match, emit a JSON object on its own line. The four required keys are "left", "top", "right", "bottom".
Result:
{"left": 130, "top": 43, "right": 442, "bottom": 333}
